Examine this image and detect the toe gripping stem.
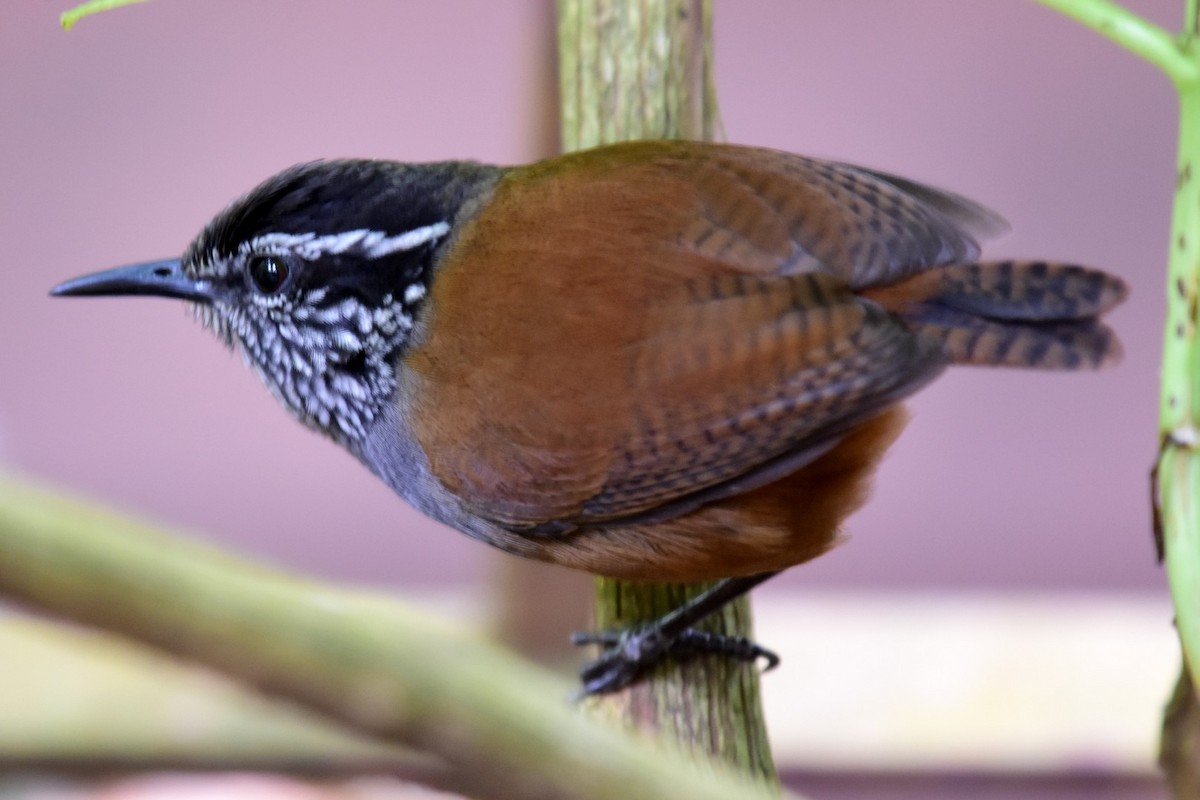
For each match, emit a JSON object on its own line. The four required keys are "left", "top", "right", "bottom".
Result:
{"left": 572, "top": 571, "right": 780, "bottom": 696}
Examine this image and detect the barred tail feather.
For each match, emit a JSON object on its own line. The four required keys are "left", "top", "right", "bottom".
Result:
{"left": 865, "top": 260, "right": 1127, "bottom": 369}
{"left": 906, "top": 305, "right": 1122, "bottom": 369}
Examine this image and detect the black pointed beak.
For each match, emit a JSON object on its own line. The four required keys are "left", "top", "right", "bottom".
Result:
{"left": 50, "top": 259, "right": 215, "bottom": 304}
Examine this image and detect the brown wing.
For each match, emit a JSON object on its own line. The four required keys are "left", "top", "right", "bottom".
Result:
{"left": 404, "top": 141, "right": 969, "bottom": 529}
{"left": 578, "top": 272, "right": 944, "bottom": 524}
{"left": 670, "top": 145, "right": 1007, "bottom": 287}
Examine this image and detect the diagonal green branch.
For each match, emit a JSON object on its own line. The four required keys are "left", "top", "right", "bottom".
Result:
{"left": 0, "top": 472, "right": 798, "bottom": 800}
{"left": 1032, "top": 0, "right": 1198, "bottom": 85}
{"left": 0, "top": 613, "right": 424, "bottom": 775}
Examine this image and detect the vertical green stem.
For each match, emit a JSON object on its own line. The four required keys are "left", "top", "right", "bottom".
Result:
{"left": 1161, "top": 81, "right": 1200, "bottom": 692}
{"left": 556, "top": 0, "right": 776, "bottom": 783}
{"left": 1155, "top": 8, "right": 1200, "bottom": 791}
{"left": 1031, "top": 0, "right": 1200, "bottom": 792}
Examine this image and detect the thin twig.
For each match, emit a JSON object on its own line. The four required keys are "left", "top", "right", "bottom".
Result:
{"left": 1032, "top": 0, "right": 1197, "bottom": 84}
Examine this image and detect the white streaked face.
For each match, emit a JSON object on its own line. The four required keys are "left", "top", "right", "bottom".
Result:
{"left": 186, "top": 222, "right": 447, "bottom": 445}
{"left": 168, "top": 157, "right": 502, "bottom": 447}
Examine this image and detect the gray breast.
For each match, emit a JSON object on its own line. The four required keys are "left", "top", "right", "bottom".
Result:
{"left": 359, "top": 392, "right": 560, "bottom": 567}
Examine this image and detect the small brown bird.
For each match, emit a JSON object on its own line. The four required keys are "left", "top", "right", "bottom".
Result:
{"left": 52, "top": 141, "right": 1126, "bottom": 693}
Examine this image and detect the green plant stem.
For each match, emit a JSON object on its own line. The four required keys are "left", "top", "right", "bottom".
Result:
{"left": 1037, "top": 0, "right": 1200, "bottom": 663}
{"left": 557, "top": 0, "right": 776, "bottom": 783}
{"left": 1160, "top": 656, "right": 1200, "bottom": 796}
{"left": 0, "top": 613, "right": 418, "bottom": 774}
{"left": 61, "top": 0, "right": 152, "bottom": 31}
{"left": 0, "top": 472, "right": 797, "bottom": 800}
{"left": 1161, "top": 81, "right": 1200, "bottom": 695}
{"left": 1033, "top": 0, "right": 1200, "bottom": 776}
{"left": 1032, "top": 0, "right": 1197, "bottom": 85}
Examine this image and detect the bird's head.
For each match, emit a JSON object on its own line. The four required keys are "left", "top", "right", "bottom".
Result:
{"left": 52, "top": 158, "right": 500, "bottom": 445}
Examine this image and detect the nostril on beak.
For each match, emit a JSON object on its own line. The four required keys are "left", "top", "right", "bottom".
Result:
{"left": 153, "top": 265, "right": 172, "bottom": 277}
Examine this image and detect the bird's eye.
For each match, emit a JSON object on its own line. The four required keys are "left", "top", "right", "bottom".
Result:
{"left": 248, "top": 255, "right": 290, "bottom": 294}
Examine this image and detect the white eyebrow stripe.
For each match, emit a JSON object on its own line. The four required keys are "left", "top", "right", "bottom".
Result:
{"left": 364, "top": 222, "right": 450, "bottom": 258}
{"left": 321, "top": 229, "right": 369, "bottom": 254}
{"left": 242, "top": 222, "right": 450, "bottom": 261}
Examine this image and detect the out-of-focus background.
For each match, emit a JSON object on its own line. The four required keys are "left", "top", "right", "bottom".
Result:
{"left": 0, "top": 1, "right": 1180, "bottom": 798}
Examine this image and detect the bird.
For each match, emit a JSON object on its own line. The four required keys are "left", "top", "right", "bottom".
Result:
{"left": 51, "top": 140, "right": 1127, "bottom": 694}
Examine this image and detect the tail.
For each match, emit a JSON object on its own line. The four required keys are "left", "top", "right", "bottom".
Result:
{"left": 863, "top": 260, "right": 1127, "bottom": 369}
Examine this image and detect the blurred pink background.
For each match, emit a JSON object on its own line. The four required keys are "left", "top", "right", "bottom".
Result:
{"left": 0, "top": 0, "right": 1173, "bottom": 594}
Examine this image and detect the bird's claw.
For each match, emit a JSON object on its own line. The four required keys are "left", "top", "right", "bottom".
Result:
{"left": 571, "top": 626, "right": 780, "bottom": 696}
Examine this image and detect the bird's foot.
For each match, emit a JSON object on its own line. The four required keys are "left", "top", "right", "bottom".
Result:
{"left": 571, "top": 626, "right": 780, "bottom": 696}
